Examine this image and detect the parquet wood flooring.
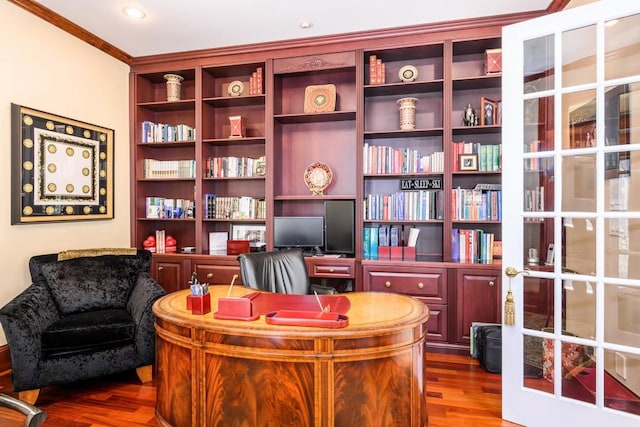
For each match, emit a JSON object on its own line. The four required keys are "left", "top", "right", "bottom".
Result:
{"left": 0, "top": 353, "right": 521, "bottom": 426}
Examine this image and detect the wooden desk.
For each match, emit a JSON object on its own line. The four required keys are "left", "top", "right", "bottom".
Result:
{"left": 153, "top": 286, "right": 429, "bottom": 427}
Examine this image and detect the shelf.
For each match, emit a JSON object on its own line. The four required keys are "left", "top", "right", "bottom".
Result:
{"left": 137, "top": 218, "right": 196, "bottom": 222}
{"left": 203, "top": 176, "right": 265, "bottom": 182}
{"left": 203, "top": 95, "right": 266, "bottom": 108}
{"left": 203, "top": 137, "right": 265, "bottom": 145}
{"left": 203, "top": 218, "right": 265, "bottom": 223}
{"left": 363, "top": 219, "right": 444, "bottom": 224}
{"left": 452, "top": 171, "right": 501, "bottom": 176}
{"left": 363, "top": 172, "right": 444, "bottom": 178}
{"left": 452, "top": 125, "right": 501, "bottom": 135}
{"left": 452, "top": 220, "right": 501, "bottom": 224}
{"left": 364, "top": 80, "right": 444, "bottom": 97}
{"left": 137, "top": 141, "right": 195, "bottom": 147}
{"left": 274, "top": 111, "right": 356, "bottom": 124}
{"left": 137, "top": 100, "right": 196, "bottom": 112}
{"left": 364, "top": 128, "right": 444, "bottom": 139}
{"left": 274, "top": 195, "right": 356, "bottom": 201}
{"left": 452, "top": 75, "right": 501, "bottom": 91}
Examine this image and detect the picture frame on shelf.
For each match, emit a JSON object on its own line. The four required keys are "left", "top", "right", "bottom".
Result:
{"left": 11, "top": 103, "right": 114, "bottom": 224}
{"left": 459, "top": 154, "right": 479, "bottom": 171}
{"left": 231, "top": 224, "right": 266, "bottom": 250}
{"left": 480, "top": 97, "right": 498, "bottom": 126}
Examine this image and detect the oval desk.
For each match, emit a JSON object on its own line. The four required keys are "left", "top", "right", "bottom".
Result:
{"left": 153, "top": 286, "right": 429, "bottom": 427}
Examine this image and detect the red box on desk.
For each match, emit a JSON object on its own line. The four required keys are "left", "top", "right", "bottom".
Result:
{"left": 227, "top": 239, "right": 250, "bottom": 255}
{"left": 403, "top": 246, "right": 416, "bottom": 261}
{"left": 378, "top": 246, "right": 403, "bottom": 260}
{"left": 186, "top": 293, "right": 211, "bottom": 315}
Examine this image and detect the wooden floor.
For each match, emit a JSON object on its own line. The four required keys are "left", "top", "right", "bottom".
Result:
{"left": 0, "top": 353, "right": 520, "bottom": 426}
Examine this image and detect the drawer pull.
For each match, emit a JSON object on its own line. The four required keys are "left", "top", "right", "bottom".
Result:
{"left": 489, "top": 281, "right": 495, "bottom": 287}
{"left": 417, "top": 282, "right": 424, "bottom": 289}
{"left": 330, "top": 268, "right": 334, "bottom": 273}
{"left": 207, "top": 273, "right": 213, "bottom": 279}
{"left": 158, "top": 266, "right": 164, "bottom": 272}
{"left": 385, "top": 281, "right": 392, "bottom": 288}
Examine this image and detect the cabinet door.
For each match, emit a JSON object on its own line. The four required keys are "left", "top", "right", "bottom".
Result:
{"left": 192, "top": 259, "right": 243, "bottom": 286}
{"left": 152, "top": 257, "right": 186, "bottom": 294}
{"left": 455, "top": 268, "right": 501, "bottom": 344}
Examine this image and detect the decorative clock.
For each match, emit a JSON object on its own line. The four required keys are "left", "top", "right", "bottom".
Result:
{"left": 304, "top": 162, "right": 333, "bottom": 196}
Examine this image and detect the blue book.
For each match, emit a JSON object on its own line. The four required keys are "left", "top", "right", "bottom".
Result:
{"left": 363, "top": 227, "right": 371, "bottom": 260}
{"left": 370, "top": 227, "right": 379, "bottom": 260}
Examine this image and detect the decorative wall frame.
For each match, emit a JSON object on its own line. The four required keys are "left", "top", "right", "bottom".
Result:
{"left": 11, "top": 104, "right": 114, "bottom": 224}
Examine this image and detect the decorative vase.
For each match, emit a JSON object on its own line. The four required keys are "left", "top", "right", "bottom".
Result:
{"left": 397, "top": 97, "right": 419, "bottom": 130}
{"left": 164, "top": 73, "right": 184, "bottom": 101}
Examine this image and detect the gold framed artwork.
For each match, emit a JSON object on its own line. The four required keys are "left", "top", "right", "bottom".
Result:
{"left": 11, "top": 104, "right": 114, "bottom": 224}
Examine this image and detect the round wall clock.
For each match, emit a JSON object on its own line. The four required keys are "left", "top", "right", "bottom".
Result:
{"left": 304, "top": 162, "right": 333, "bottom": 196}
{"left": 398, "top": 65, "right": 418, "bottom": 82}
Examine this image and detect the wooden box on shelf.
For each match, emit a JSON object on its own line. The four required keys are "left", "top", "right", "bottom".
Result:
{"left": 485, "top": 48, "right": 502, "bottom": 75}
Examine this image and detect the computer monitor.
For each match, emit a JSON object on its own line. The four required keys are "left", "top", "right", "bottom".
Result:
{"left": 273, "top": 216, "right": 324, "bottom": 250}
{"left": 324, "top": 201, "right": 355, "bottom": 255}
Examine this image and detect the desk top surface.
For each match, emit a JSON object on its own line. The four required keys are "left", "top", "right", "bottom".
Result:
{"left": 153, "top": 285, "right": 429, "bottom": 335}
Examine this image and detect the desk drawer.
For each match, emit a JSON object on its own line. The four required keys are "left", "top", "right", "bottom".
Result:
{"left": 307, "top": 259, "right": 355, "bottom": 278}
{"left": 364, "top": 267, "right": 447, "bottom": 304}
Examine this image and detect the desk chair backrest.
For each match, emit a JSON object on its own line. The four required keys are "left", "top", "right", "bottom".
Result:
{"left": 237, "top": 249, "right": 310, "bottom": 294}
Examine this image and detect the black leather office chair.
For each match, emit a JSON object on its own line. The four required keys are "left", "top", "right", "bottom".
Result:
{"left": 237, "top": 249, "right": 336, "bottom": 295}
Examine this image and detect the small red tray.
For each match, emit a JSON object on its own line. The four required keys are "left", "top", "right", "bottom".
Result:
{"left": 265, "top": 310, "right": 349, "bottom": 328}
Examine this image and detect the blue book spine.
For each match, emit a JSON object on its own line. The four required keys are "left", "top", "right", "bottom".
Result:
{"left": 363, "top": 227, "right": 371, "bottom": 260}
{"left": 370, "top": 227, "right": 379, "bottom": 260}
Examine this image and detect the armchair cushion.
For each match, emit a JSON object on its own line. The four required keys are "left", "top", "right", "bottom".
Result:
{"left": 39, "top": 256, "right": 137, "bottom": 315}
{"left": 41, "top": 309, "right": 135, "bottom": 359}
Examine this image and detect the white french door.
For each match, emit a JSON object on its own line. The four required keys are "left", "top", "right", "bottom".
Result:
{"left": 502, "top": 1, "right": 640, "bottom": 425}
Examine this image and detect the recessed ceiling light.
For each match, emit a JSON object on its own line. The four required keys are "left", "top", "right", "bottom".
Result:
{"left": 123, "top": 6, "right": 146, "bottom": 19}
{"left": 299, "top": 20, "right": 313, "bottom": 29}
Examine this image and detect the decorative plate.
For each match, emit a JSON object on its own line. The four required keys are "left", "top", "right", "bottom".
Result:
{"left": 304, "top": 162, "right": 333, "bottom": 195}
{"left": 304, "top": 84, "right": 336, "bottom": 113}
{"left": 227, "top": 80, "right": 244, "bottom": 97}
{"left": 398, "top": 65, "right": 418, "bottom": 82}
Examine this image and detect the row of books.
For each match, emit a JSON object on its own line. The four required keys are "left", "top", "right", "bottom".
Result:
{"left": 145, "top": 197, "right": 195, "bottom": 219}
{"left": 524, "top": 140, "right": 542, "bottom": 170}
{"left": 368, "top": 55, "right": 386, "bottom": 85}
{"left": 362, "top": 226, "right": 419, "bottom": 260}
{"left": 451, "top": 141, "right": 501, "bottom": 172}
{"left": 524, "top": 186, "right": 545, "bottom": 213}
{"left": 248, "top": 67, "right": 263, "bottom": 96}
{"left": 143, "top": 159, "right": 196, "bottom": 179}
{"left": 363, "top": 143, "right": 445, "bottom": 174}
{"left": 451, "top": 228, "right": 497, "bottom": 264}
{"left": 364, "top": 190, "right": 444, "bottom": 221}
{"left": 451, "top": 187, "right": 502, "bottom": 221}
{"left": 204, "top": 194, "right": 266, "bottom": 220}
{"left": 141, "top": 120, "right": 195, "bottom": 143}
{"left": 205, "top": 156, "right": 266, "bottom": 178}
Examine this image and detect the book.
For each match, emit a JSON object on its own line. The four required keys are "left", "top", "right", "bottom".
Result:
{"left": 209, "top": 232, "right": 228, "bottom": 255}
{"left": 370, "top": 226, "right": 379, "bottom": 260}
{"left": 363, "top": 227, "right": 371, "bottom": 260}
{"left": 407, "top": 228, "right": 420, "bottom": 247}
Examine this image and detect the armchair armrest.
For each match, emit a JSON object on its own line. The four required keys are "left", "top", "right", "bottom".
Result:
{"left": 0, "top": 283, "right": 60, "bottom": 391}
{"left": 310, "top": 283, "right": 338, "bottom": 295}
{"left": 127, "top": 272, "right": 166, "bottom": 364}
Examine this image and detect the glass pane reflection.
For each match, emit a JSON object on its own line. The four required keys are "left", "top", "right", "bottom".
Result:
{"left": 603, "top": 349, "right": 640, "bottom": 417}
{"left": 562, "top": 155, "right": 596, "bottom": 212}
{"left": 524, "top": 157, "right": 554, "bottom": 213}
{"left": 605, "top": 14, "right": 640, "bottom": 81}
{"left": 563, "top": 90, "right": 597, "bottom": 150}
{"left": 605, "top": 83, "right": 640, "bottom": 148}
{"left": 524, "top": 35, "right": 554, "bottom": 94}
{"left": 604, "top": 284, "right": 640, "bottom": 347}
{"left": 562, "top": 25, "right": 596, "bottom": 87}
{"left": 524, "top": 96, "right": 554, "bottom": 152}
{"left": 561, "top": 343, "right": 596, "bottom": 405}
{"left": 523, "top": 334, "right": 552, "bottom": 394}
{"left": 605, "top": 219, "right": 640, "bottom": 280}
{"left": 563, "top": 217, "right": 596, "bottom": 275}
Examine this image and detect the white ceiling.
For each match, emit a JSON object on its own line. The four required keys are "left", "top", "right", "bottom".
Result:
{"left": 33, "top": 0, "right": 559, "bottom": 58}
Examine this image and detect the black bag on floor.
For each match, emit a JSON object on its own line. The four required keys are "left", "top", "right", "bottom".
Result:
{"left": 476, "top": 325, "right": 502, "bottom": 373}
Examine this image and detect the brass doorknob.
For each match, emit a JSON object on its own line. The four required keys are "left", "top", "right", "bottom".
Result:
{"left": 505, "top": 266, "right": 529, "bottom": 278}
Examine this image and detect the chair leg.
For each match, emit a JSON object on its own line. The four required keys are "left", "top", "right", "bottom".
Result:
{"left": 18, "top": 389, "right": 40, "bottom": 405}
{"left": 136, "top": 364, "right": 153, "bottom": 383}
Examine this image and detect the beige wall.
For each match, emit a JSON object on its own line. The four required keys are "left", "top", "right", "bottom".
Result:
{"left": 0, "top": 3, "right": 131, "bottom": 344}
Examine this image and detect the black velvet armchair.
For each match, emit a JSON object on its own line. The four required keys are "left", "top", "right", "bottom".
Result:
{"left": 237, "top": 249, "right": 337, "bottom": 295}
{"left": 0, "top": 249, "right": 166, "bottom": 404}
